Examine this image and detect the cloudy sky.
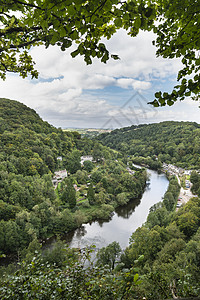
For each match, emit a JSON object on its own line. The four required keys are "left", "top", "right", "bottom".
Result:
{"left": 0, "top": 29, "right": 200, "bottom": 129}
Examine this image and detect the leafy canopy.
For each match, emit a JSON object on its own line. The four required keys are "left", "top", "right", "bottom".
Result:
{"left": 151, "top": 0, "right": 200, "bottom": 107}
{"left": 0, "top": 0, "right": 199, "bottom": 105}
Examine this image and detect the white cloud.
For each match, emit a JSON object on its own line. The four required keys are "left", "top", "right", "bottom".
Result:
{"left": 116, "top": 78, "right": 151, "bottom": 91}
{"left": 131, "top": 80, "right": 151, "bottom": 91}
{"left": 116, "top": 78, "right": 134, "bottom": 89}
{"left": 1, "top": 28, "right": 198, "bottom": 128}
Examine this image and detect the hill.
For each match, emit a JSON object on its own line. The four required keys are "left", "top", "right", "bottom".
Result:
{"left": 0, "top": 100, "right": 200, "bottom": 299}
{"left": 97, "top": 121, "right": 200, "bottom": 169}
{"left": 0, "top": 98, "right": 146, "bottom": 258}
{"left": 0, "top": 98, "right": 82, "bottom": 176}
{"left": 0, "top": 98, "right": 83, "bottom": 255}
{"left": 0, "top": 98, "right": 53, "bottom": 134}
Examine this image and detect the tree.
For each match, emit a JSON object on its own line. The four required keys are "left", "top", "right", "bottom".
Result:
{"left": 68, "top": 185, "right": 77, "bottom": 209}
{"left": 0, "top": 0, "right": 155, "bottom": 79}
{"left": 146, "top": 206, "right": 170, "bottom": 229}
{"left": 190, "top": 171, "right": 200, "bottom": 195}
{"left": 190, "top": 170, "right": 199, "bottom": 184}
{"left": 91, "top": 170, "right": 102, "bottom": 184}
{"left": 83, "top": 160, "right": 94, "bottom": 173}
{"left": 163, "top": 192, "right": 175, "bottom": 211}
{"left": 65, "top": 150, "right": 81, "bottom": 174}
{"left": 62, "top": 181, "right": 76, "bottom": 209}
{"left": 1, "top": 1, "right": 199, "bottom": 105}
{"left": 96, "top": 241, "right": 121, "bottom": 270}
{"left": 116, "top": 192, "right": 128, "bottom": 206}
{"left": 75, "top": 170, "right": 88, "bottom": 184}
{"left": 150, "top": 0, "right": 200, "bottom": 106}
{"left": 87, "top": 184, "right": 95, "bottom": 205}
{"left": 95, "top": 189, "right": 109, "bottom": 204}
{"left": 176, "top": 211, "right": 199, "bottom": 238}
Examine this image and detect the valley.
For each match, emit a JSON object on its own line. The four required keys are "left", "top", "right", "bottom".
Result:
{"left": 0, "top": 99, "right": 200, "bottom": 299}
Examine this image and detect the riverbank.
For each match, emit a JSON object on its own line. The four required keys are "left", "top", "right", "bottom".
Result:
{"left": 162, "top": 162, "right": 197, "bottom": 208}
{"left": 66, "top": 168, "right": 169, "bottom": 250}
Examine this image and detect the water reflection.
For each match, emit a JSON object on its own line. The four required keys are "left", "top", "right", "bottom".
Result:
{"left": 66, "top": 169, "right": 169, "bottom": 250}
{"left": 75, "top": 226, "right": 87, "bottom": 238}
{"left": 115, "top": 197, "right": 141, "bottom": 219}
{"left": 40, "top": 169, "right": 169, "bottom": 251}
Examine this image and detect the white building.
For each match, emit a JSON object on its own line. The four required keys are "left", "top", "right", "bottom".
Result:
{"left": 81, "top": 156, "right": 93, "bottom": 165}
{"left": 52, "top": 169, "right": 68, "bottom": 188}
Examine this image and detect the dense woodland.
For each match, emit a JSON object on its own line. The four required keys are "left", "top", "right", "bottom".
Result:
{"left": 1, "top": 174, "right": 200, "bottom": 299}
{"left": 97, "top": 121, "right": 200, "bottom": 169}
{"left": 0, "top": 98, "right": 146, "bottom": 257}
{"left": 0, "top": 99, "right": 200, "bottom": 299}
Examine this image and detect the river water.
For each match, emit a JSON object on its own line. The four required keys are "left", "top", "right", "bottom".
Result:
{"left": 0, "top": 168, "right": 168, "bottom": 266}
{"left": 64, "top": 169, "right": 169, "bottom": 250}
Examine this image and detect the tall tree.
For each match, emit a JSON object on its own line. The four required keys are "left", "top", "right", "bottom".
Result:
{"left": 65, "top": 150, "right": 81, "bottom": 174}
{"left": 62, "top": 180, "right": 76, "bottom": 209}
{"left": 87, "top": 184, "right": 95, "bottom": 205}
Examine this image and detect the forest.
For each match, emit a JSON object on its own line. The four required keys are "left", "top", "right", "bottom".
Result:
{"left": 97, "top": 121, "right": 200, "bottom": 169}
{"left": 0, "top": 98, "right": 200, "bottom": 299}
{"left": 0, "top": 98, "right": 146, "bottom": 257}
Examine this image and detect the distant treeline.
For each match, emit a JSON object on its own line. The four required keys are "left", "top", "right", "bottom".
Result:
{"left": 97, "top": 121, "right": 200, "bottom": 169}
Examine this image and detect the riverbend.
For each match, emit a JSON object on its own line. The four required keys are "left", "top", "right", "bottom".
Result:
{"left": 64, "top": 168, "right": 169, "bottom": 250}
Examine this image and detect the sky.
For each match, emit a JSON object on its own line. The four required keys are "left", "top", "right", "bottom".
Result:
{"left": 0, "top": 29, "right": 200, "bottom": 129}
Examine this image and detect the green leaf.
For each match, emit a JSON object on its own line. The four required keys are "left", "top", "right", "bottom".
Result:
{"left": 138, "top": 255, "right": 144, "bottom": 262}
{"left": 163, "top": 92, "right": 168, "bottom": 98}
{"left": 111, "top": 54, "right": 120, "bottom": 60}
{"left": 84, "top": 56, "right": 92, "bottom": 65}
{"left": 50, "top": 35, "right": 58, "bottom": 45}
{"left": 134, "top": 273, "right": 139, "bottom": 282}
{"left": 62, "top": 39, "right": 72, "bottom": 49}
{"left": 114, "top": 18, "right": 122, "bottom": 27}
{"left": 151, "top": 100, "right": 159, "bottom": 107}
{"left": 71, "top": 30, "right": 79, "bottom": 40}
{"left": 71, "top": 50, "right": 79, "bottom": 58}
{"left": 104, "top": 0, "right": 112, "bottom": 11}
{"left": 155, "top": 92, "right": 161, "bottom": 98}
{"left": 60, "top": 27, "right": 66, "bottom": 38}
{"left": 185, "top": 91, "right": 191, "bottom": 97}
{"left": 40, "top": 20, "right": 48, "bottom": 30}
{"left": 167, "top": 99, "right": 174, "bottom": 106}
{"left": 159, "top": 98, "right": 166, "bottom": 105}
{"left": 134, "top": 17, "right": 141, "bottom": 29}
{"left": 67, "top": 5, "right": 76, "bottom": 15}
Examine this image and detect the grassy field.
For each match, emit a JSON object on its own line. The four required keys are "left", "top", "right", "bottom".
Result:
{"left": 63, "top": 127, "right": 112, "bottom": 138}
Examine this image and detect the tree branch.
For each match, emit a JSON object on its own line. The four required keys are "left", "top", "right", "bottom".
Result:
{"left": 13, "top": 0, "right": 45, "bottom": 11}
{"left": 0, "top": 26, "right": 42, "bottom": 37}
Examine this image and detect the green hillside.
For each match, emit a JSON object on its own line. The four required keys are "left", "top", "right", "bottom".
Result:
{"left": 97, "top": 121, "right": 200, "bottom": 169}
{"left": 0, "top": 98, "right": 146, "bottom": 258}
{"left": 0, "top": 100, "right": 200, "bottom": 299}
{"left": 0, "top": 98, "right": 79, "bottom": 174}
{"left": 0, "top": 98, "right": 82, "bottom": 255}
{"left": 0, "top": 98, "right": 53, "bottom": 134}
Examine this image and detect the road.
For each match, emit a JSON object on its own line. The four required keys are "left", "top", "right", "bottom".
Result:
{"left": 178, "top": 187, "right": 195, "bottom": 205}
{"left": 174, "top": 174, "right": 197, "bottom": 210}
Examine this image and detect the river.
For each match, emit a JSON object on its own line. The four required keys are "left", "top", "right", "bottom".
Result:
{"left": 0, "top": 168, "right": 168, "bottom": 266}
{"left": 64, "top": 168, "right": 169, "bottom": 250}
